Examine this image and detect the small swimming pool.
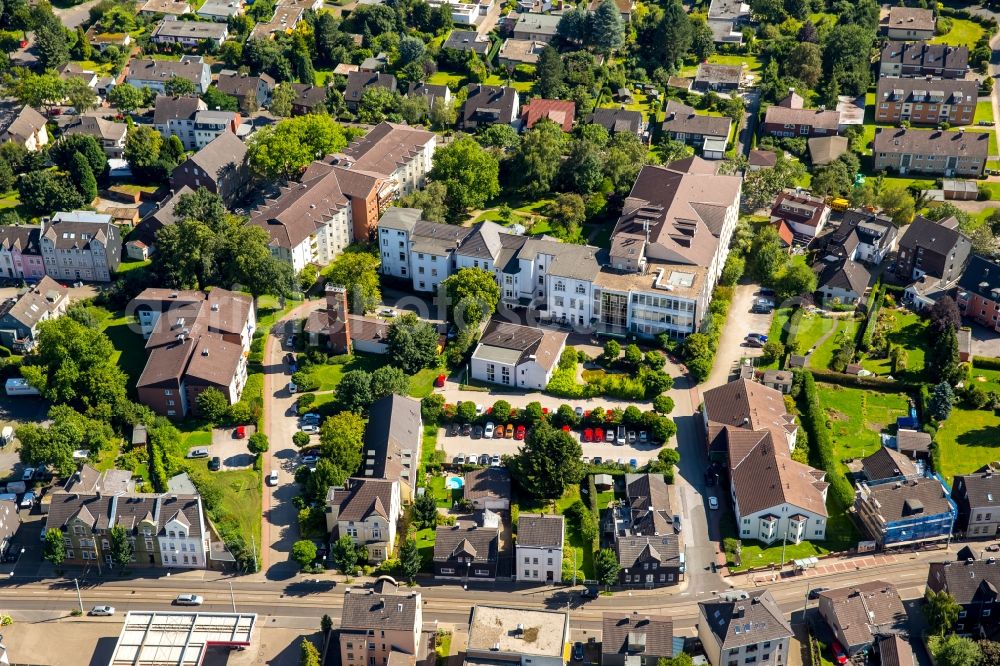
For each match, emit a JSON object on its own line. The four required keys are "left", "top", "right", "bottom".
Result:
{"left": 445, "top": 475, "right": 464, "bottom": 490}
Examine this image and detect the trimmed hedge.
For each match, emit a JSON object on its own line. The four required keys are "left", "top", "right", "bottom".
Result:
{"left": 809, "top": 367, "right": 923, "bottom": 393}
{"left": 798, "top": 371, "right": 855, "bottom": 509}
{"left": 973, "top": 356, "right": 1000, "bottom": 371}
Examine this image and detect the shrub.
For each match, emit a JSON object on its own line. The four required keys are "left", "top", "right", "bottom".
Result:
{"left": 798, "top": 371, "right": 854, "bottom": 509}
{"left": 652, "top": 395, "right": 675, "bottom": 415}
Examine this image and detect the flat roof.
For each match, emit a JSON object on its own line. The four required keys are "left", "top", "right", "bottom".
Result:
{"left": 467, "top": 606, "right": 568, "bottom": 658}
{"left": 109, "top": 611, "right": 257, "bottom": 666}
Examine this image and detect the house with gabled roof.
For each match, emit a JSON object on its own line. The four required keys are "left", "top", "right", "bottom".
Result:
{"left": 363, "top": 394, "right": 422, "bottom": 501}
{"left": 702, "top": 379, "right": 827, "bottom": 546}
{"left": 516, "top": 513, "right": 564, "bottom": 583}
{"left": 601, "top": 612, "right": 676, "bottom": 666}
{"left": 616, "top": 534, "right": 683, "bottom": 587}
{"left": 325, "top": 477, "right": 400, "bottom": 563}
{"left": 927, "top": 554, "right": 1000, "bottom": 637}
{"left": 0, "top": 276, "right": 69, "bottom": 352}
{"left": 698, "top": 590, "right": 792, "bottom": 666}
{"left": 0, "top": 103, "right": 48, "bottom": 152}
{"left": 816, "top": 581, "right": 908, "bottom": 656}
{"left": 340, "top": 578, "right": 423, "bottom": 666}
{"left": 433, "top": 509, "right": 501, "bottom": 579}
{"left": 855, "top": 476, "right": 955, "bottom": 548}
{"left": 860, "top": 446, "right": 919, "bottom": 483}
{"left": 170, "top": 132, "right": 252, "bottom": 206}
{"left": 471, "top": 320, "right": 568, "bottom": 390}
{"left": 952, "top": 465, "right": 1000, "bottom": 538}
{"left": 957, "top": 255, "right": 1000, "bottom": 333}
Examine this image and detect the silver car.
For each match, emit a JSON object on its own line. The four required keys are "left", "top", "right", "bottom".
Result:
{"left": 174, "top": 594, "right": 203, "bottom": 606}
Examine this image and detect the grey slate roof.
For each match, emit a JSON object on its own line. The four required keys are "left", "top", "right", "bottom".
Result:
{"left": 433, "top": 520, "right": 499, "bottom": 563}
{"left": 880, "top": 41, "right": 968, "bottom": 74}
{"left": 699, "top": 589, "right": 792, "bottom": 649}
{"left": 602, "top": 613, "right": 674, "bottom": 658}
{"left": 928, "top": 557, "right": 1000, "bottom": 604}
{"left": 0, "top": 276, "right": 67, "bottom": 330}
{"left": 815, "top": 257, "right": 871, "bottom": 295}
{"left": 878, "top": 634, "right": 915, "bottom": 666}
{"left": 874, "top": 128, "right": 989, "bottom": 160}
{"left": 341, "top": 579, "right": 420, "bottom": 631}
{"left": 864, "top": 477, "right": 953, "bottom": 522}
{"left": 861, "top": 446, "right": 918, "bottom": 481}
{"left": 958, "top": 254, "right": 1000, "bottom": 302}
{"left": 662, "top": 100, "right": 731, "bottom": 138}
{"left": 896, "top": 429, "right": 932, "bottom": 454}
{"left": 587, "top": 108, "right": 643, "bottom": 135}
{"left": 363, "top": 394, "right": 421, "bottom": 488}
{"left": 615, "top": 534, "right": 680, "bottom": 570}
{"left": 463, "top": 468, "right": 511, "bottom": 502}
{"left": 443, "top": 29, "right": 489, "bottom": 54}
{"left": 517, "top": 514, "right": 564, "bottom": 549}
{"left": 152, "top": 95, "right": 206, "bottom": 124}
{"left": 954, "top": 468, "right": 1000, "bottom": 509}
{"left": 184, "top": 131, "right": 247, "bottom": 179}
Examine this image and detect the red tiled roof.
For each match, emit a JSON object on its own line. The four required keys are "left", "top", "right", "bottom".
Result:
{"left": 521, "top": 98, "right": 575, "bottom": 132}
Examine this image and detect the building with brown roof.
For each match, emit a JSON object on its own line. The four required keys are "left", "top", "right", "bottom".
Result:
{"left": 875, "top": 77, "right": 977, "bottom": 125}
{"left": 855, "top": 477, "right": 956, "bottom": 547}
{"left": 874, "top": 128, "right": 988, "bottom": 178}
{"left": 601, "top": 613, "right": 674, "bottom": 666}
{"left": 325, "top": 478, "right": 400, "bottom": 563}
{"left": 762, "top": 91, "right": 841, "bottom": 139}
{"left": 170, "top": 132, "right": 252, "bottom": 206}
{"left": 861, "top": 446, "right": 919, "bottom": 483}
{"left": 586, "top": 108, "right": 646, "bottom": 138}
{"left": 516, "top": 514, "right": 564, "bottom": 583}
{"left": 0, "top": 277, "right": 69, "bottom": 352}
{"left": 0, "top": 103, "right": 48, "bottom": 152}
{"left": 813, "top": 255, "right": 871, "bottom": 306}
{"left": 885, "top": 7, "right": 935, "bottom": 40}
{"left": 586, "top": 0, "right": 635, "bottom": 22}
{"left": 64, "top": 116, "right": 127, "bottom": 158}
{"left": 464, "top": 467, "right": 511, "bottom": 511}
{"left": 344, "top": 71, "right": 398, "bottom": 110}
{"left": 41, "top": 212, "right": 122, "bottom": 282}
{"left": 698, "top": 590, "right": 792, "bottom": 666}
{"left": 770, "top": 190, "right": 830, "bottom": 240}
{"left": 880, "top": 41, "right": 968, "bottom": 79}
{"left": 702, "top": 379, "right": 827, "bottom": 545}
{"left": 44, "top": 479, "right": 210, "bottom": 569}
{"left": 216, "top": 70, "right": 275, "bottom": 112}
{"left": 877, "top": 635, "right": 916, "bottom": 666}
{"left": 340, "top": 578, "right": 423, "bottom": 666}
{"left": 131, "top": 287, "right": 255, "bottom": 417}
{"left": 520, "top": 98, "right": 575, "bottom": 132}
{"left": 817, "top": 582, "right": 907, "bottom": 655}
{"left": 748, "top": 149, "right": 777, "bottom": 171}
{"left": 470, "top": 319, "right": 568, "bottom": 390}
{"left": 132, "top": 186, "right": 194, "bottom": 248}
{"left": 433, "top": 510, "right": 501, "bottom": 579}
{"left": 363, "top": 394, "right": 422, "bottom": 501}
{"left": 498, "top": 38, "right": 547, "bottom": 67}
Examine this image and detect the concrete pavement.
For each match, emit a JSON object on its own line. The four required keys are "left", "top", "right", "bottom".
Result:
{"left": 702, "top": 283, "right": 772, "bottom": 391}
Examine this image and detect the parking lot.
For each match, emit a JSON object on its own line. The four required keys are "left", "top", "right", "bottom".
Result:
{"left": 439, "top": 426, "right": 663, "bottom": 466}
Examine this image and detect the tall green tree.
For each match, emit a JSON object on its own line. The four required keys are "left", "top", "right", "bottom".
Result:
{"left": 109, "top": 524, "right": 134, "bottom": 572}
{"left": 589, "top": 0, "right": 624, "bottom": 52}
{"left": 164, "top": 76, "right": 197, "bottom": 97}
{"left": 928, "top": 325, "right": 962, "bottom": 386}
{"left": 324, "top": 249, "right": 382, "bottom": 312}
{"left": 331, "top": 534, "right": 365, "bottom": 574}
{"left": 370, "top": 365, "right": 410, "bottom": 401}
{"left": 515, "top": 119, "right": 565, "bottom": 196}
{"left": 247, "top": 114, "right": 352, "bottom": 180}
{"left": 773, "top": 256, "right": 817, "bottom": 300}
{"left": 44, "top": 529, "right": 65, "bottom": 566}
{"left": 387, "top": 313, "right": 440, "bottom": 374}
{"left": 652, "top": 0, "right": 692, "bottom": 72}
{"left": 507, "top": 421, "right": 584, "bottom": 500}
{"left": 397, "top": 181, "right": 449, "bottom": 222}
{"left": 443, "top": 267, "right": 500, "bottom": 329}
{"left": 291, "top": 540, "right": 318, "bottom": 568}
{"left": 535, "top": 45, "right": 564, "bottom": 98}
{"left": 269, "top": 82, "right": 296, "bottom": 117}
{"left": 931, "top": 634, "right": 981, "bottom": 666}
{"left": 107, "top": 83, "right": 146, "bottom": 114}
{"left": 429, "top": 135, "right": 499, "bottom": 218}
{"left": 399, "top": 537, "right": 420, "bottom": 581}
{"left": 594, "top": 548, "right": 620, "bottom": 587}
{"left": 196, "top": 387, "right": 230, "bottom": 422}
{"left": 300, "top": 639, "right": 322, "bottom": 666}
{"left": 319, "top": 411, "right": 366, "bottom": 481}
{"left": 67, "top": 151, "right": 97, "bottom": 202}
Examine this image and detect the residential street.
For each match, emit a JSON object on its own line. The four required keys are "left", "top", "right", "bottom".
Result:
{"left": 261, "top": 299, "right": 323, "bottom": 579}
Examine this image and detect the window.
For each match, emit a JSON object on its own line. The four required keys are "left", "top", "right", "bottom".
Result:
{"left": 959, "top": 611, "right": 968, "bottom": 618}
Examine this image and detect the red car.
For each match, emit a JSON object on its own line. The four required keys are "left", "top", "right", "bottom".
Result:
{"left": 434, "top": 374, "right": 446, "bottom": 388}
{"left": 831, "top": 641, "right": 847, "bottom": 665}
{"left": 583, "top": 428, "right": 593, "bottom": 442}
{"left": 594, "top": 427, "right": 604, "bottom": 441}
{"left": 561, "top": 425, "right": 571, "bottom": 433}
{"left": 515, "top": 425, "right": 526, "bottom": 440}
{"left": 235, "top": 425, "right": 246, "bottom": 439}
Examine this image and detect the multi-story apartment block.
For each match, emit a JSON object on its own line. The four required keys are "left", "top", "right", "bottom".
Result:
{"left": 170, "top": 132, "right": 253, "bottom": 206}
{"left": 894, "top": 214, "right": 972, "bottom": 284}
{"left": 957, "top": 255, "right": 1000, "bottom": 333}
{"left": 46, "top": 468, "right": 210, "bottom": 569}
{"left": 927, "top": 555, "right": 1000, "bottom": 636}
{"left": 151, "top": 17, "right": 229, "bottom": 47}
{"left": 126, "top": 56, "right": 212, "bottom": 94}
{"left": 763, "top": 91, "right": 840, "bottom": 139}
{"left": 703, "top": 379, "right": 828, "bottom": 545}
{"left": 363, "top": 394, "right": 422, "bottom": 501}
{"left": 874, "top": 128, "right": 988, "bottom": 178}
{"left": 698, "top": 590, "right": 792, "bottom": 666}
{"left": 326, "top": 478, "right": 400, "bottom": 563}
{"left": 951, "top": 465, "right": 1000, "bottom": 538}
{"left": 152, "top": 95, "right": 242, "bottom": 151}
{"left": 875, "top": 77, "right": 976, "bottom": 125}
{"left": 130, "top": 288, "right": 255, "bottom": 417}
{"left": 40, "top": 212, "right": 121, "bottom": 282}
{"left": 880, "top": 41, "right": 968, "bottom": 79}
{"left": 516, "top": 513, "right": 564, "bottom": 583}
{"left": 339, "top": 578, "right": 423, "bottom": 666}
{"left": 0, "top": 277, "right": 69, "bottom": 352}
{"left": 0, "top": 225, "right": 45, "bottom": 281}
{"left": 855, "top": 477, "right": 956, "bottom": 548}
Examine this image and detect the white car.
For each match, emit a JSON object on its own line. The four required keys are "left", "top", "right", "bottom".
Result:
{"left": 475, "top": 404, "right": 485, "bottom": 415}
{"left": 484, "top": 422, "right": 495, "bottom": 438}
{"left": 575, "top": 406, "right": 584, "bottom": 417}
{"left": 379, "top": 308, "right": 396, "bottom": 317}
{"left": 21, "top": 467, "right": 33, "bottom": 481}
{"left": 455, "top": 454, "right": 466, "bottom": 465}
{"left": 89, "top": 605, "right": 115, "bottom": 616}
{"left": 267, "top": 470, "right": 279, "bottom": 486}
{"left": 300, "top": 424, "right": 319, "bottom": 435}
{"left": 174, "top": 594, "right": 203, "bottom": 606}
{"left": 708, "top": 496, "right": 719, "bottom": 510}
{"left": 287, "top": 382, "right": 297, "bottom": 394}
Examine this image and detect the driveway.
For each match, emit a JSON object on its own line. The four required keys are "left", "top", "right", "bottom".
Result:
{"left": 207, "top": 426, "right": 257, "bottom": 470}
{"left": 969, "top": 322, "right": 1000, "bottom": 358}
{"left": 702, "top": 283, "right": 774, "bottom": 391}
{"left": 261, "top": 301, "right": 323, "bottom": 579}
{"left": 53, "top": 0, "right": 103, "bottom": 28}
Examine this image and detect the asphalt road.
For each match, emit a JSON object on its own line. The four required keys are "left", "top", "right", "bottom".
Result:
{"left": 52, "top": 0, "right": 102, "bottom": 28}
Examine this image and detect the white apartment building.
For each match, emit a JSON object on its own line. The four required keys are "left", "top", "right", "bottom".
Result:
{"left": 41, "top": 212, "right": 122, "bottom": 282}
{"left": 516, "top": 514, "right": 564, "bottom": 584}
{"left": 157, "top": 496, "right": 211, "bottom": 568}
{"left": 698, "top": 590, "right": 792, "bottom": 666}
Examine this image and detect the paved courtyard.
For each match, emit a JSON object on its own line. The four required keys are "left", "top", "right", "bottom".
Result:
{"left": 438, "top": 427, "right": 662, "bottom": 465}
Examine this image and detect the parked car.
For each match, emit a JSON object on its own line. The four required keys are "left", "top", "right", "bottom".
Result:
{"left": 479, "top": 454, "right": 491, "bottom": 466}
{"left": 287, "top": 382, "right": 297, "bottom": 394}
{"left": 484, "top": 422, "right": 495, "bottom": 438}
{"left": 378, "top": 308, "right": 396, "bottom": 317}
{"left": 455, "top": 454, "right": 466, "bottom": 465}
{"left": 174, "top": 594, "right": 204, "bottom": 606}
{"left": 186, "top": 449, "right": 209, "bottom": 459}
{"left": 434, "top": 374, "right": 446, "bottom": 388}
{"left": 807, "top": 587, "right": 828, "bottom": 600}
{"left": 490, "top": 455, "right": 501, "bottom": 467}
{"left": 472, "top": 425, "right": 483, "bottom": 439}
{"left": 638, "top": 431, "right": 648, "bottom": 444}
{"left": 515, "top": 425, "right": 526, "bottom": 440}
{"left": 592, "top": 457, "right": 602, "bottom": 465}
{"left": 616, "top": 427, "right": 626, "bottom": 445}
{"left": 745, "top": 337, "right": 764, "bottom": 348}
{"left": 605, "top": 429, "right": 615, "bottom": 443}
{"left": 447, "top": 423, "right": 459, "bottom": 437}
{"left": 302, "top": 454, "right": 318, "bottom": 465}
{"left": 475, "top": 404, "right": 485, "bottom": 415}
{"left": 21, "top": 467, "right": 33, "bottom": 481}
{"left": 267, "top": 470, "right": 279, "bottom": 485}
{"left": 89, "top": 606, "right": 115, "bottom": 616}
{"left": 505, "top": 424, "right": 513, "bottom": 438}
{"left": 708, "top": 496, "right": 719, "bottom": 510}
{"left": 300, "top": 424, "right": 319, "bottom": 435}
{"left": 20, "top": 491, "right": 35, "bottom": 508}
{"left": 208, "top": 457, "right": 221, "bottom": 472}
{"left": 627, "top": 431, "right": 636, "bottom": 444}
{"left": 461, "top": 424, "right": 472, "bottom": 436}
{"left": 574, "top": 406, "right": 584, "bottom": 417}
{"left": 234, "top": 425, "right": 246, "bottom": 439}
{"left": 629, "top": 459, "right": 637, "bottom": 469}
{"left": 495, "top": 424, "right": 505, "bottom": 439}
{"left": 747, "top": 332, "right": 768, "bottom": 342}
{"left": 301, "top": 413, "right": 320, "bottom": 424}
{"left": 831, "top": 641, "right": 848, "bottom": 665}
{"left": 595, "top": 427, "right": 604, "bottom": 441}
{"left": 582, "top": 456, "right": 591, "bottom": 465}
{"left": 572, "top": 643, "right": 585, "bottom": 662}
{"left": 583, "top": 428, "right": 593, "bottom": 443}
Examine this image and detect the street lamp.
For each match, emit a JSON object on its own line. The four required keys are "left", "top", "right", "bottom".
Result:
{"left": 8, "top": 548, "right": 24, "bottom": 579}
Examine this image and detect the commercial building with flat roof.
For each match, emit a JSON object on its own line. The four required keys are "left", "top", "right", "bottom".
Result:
{"left": 109, "top": 611, "right": 256, "bottom": 665}
{"left": 466, "top": 606, "right": 569, "bottom": 666}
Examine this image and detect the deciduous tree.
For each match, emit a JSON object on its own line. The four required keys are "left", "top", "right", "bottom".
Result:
{"left": 387, "top": 313, "right": 439, "bottom": 374}
{"left": 429, "top": 136, "right": 499, "bottom": 217}
{"left": 507, "top": 421, "right": 584, "bottom": 499}
{"left": 443, "top": 267, "right": 500, "bottom": 330}
{"left": 109, "top": 524, "right": 133, "bottom": 572}
{"left": 324, "top": 249, "right": 382, "bottom": 313}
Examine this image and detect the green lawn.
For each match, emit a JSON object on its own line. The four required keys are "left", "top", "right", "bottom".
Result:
{"left": 728, "top": 508, "right": 858, "bottom": 572}
{"left": 410, "top": 368, "right": 440, "bottom": 398}
{"left": 427, "top": 475, "right": 462, "bottom": 508}
{"left": 935, "top": 407, "right": 1000, "bottom": 481}
{"left": 860, "top": 309, "right": 929, "bottom": 381}
{"left": 787, "top": 311, "right": 839, "bottom": 356}
{"left": 98, "top": 311, "right": 147, "bottom": 393}
{"left": 415, "top": 527, "right": 436, "bottom": 570}
{"left": 809, "top": 318, "right": 861, "bottom": 371}
{"left": 187, "top": 460, "right": 262, "bottom": 567}
{"left": 523, "top": 485, "right": 596, "bottom": 580}
{"left": 975, "top": 100, "right": 995, "bottom": 125}
{"left": 679, "top": 53, "right": 763, "bottom": 77}
{"left": 815, "top": 384, "right": 911, "bottom": 474}
{"left": 970, "top": 367, "right": 1000, "bottom": 394}
{"left": 117, "top": 258, "right": 151, "bottom": 275}
{"left": 305, "top": 353, "right": 386, "bottom": 391}
{"left": 425, "top": 71, "right": 466, "bottom": 89}
{"left": 931, "top": 18, "right": 985, "bottom": 46}
{"left": 315, "top": 69, "right": 334, "bottom": 86}
{"left": 483, "top": 74, "right": 532, "bottom": 94}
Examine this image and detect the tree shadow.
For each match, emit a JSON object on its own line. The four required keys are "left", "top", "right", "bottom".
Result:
{"left": 956, "top": 422, "right": 1000, "bottom": 447}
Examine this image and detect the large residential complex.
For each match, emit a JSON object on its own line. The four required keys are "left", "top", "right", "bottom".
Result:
{"left": 873, "top": 128, "right": 988, "bottom": 178}
{"left": 131, "top": 288, "right": 255, "bottom": 418}
{"left": 874, "top": 77, "right": 977, "bottom": 125}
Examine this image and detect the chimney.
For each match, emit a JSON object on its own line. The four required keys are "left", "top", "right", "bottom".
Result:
{"left": 326, "top": 284, "right": 352, "bottom": 354}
